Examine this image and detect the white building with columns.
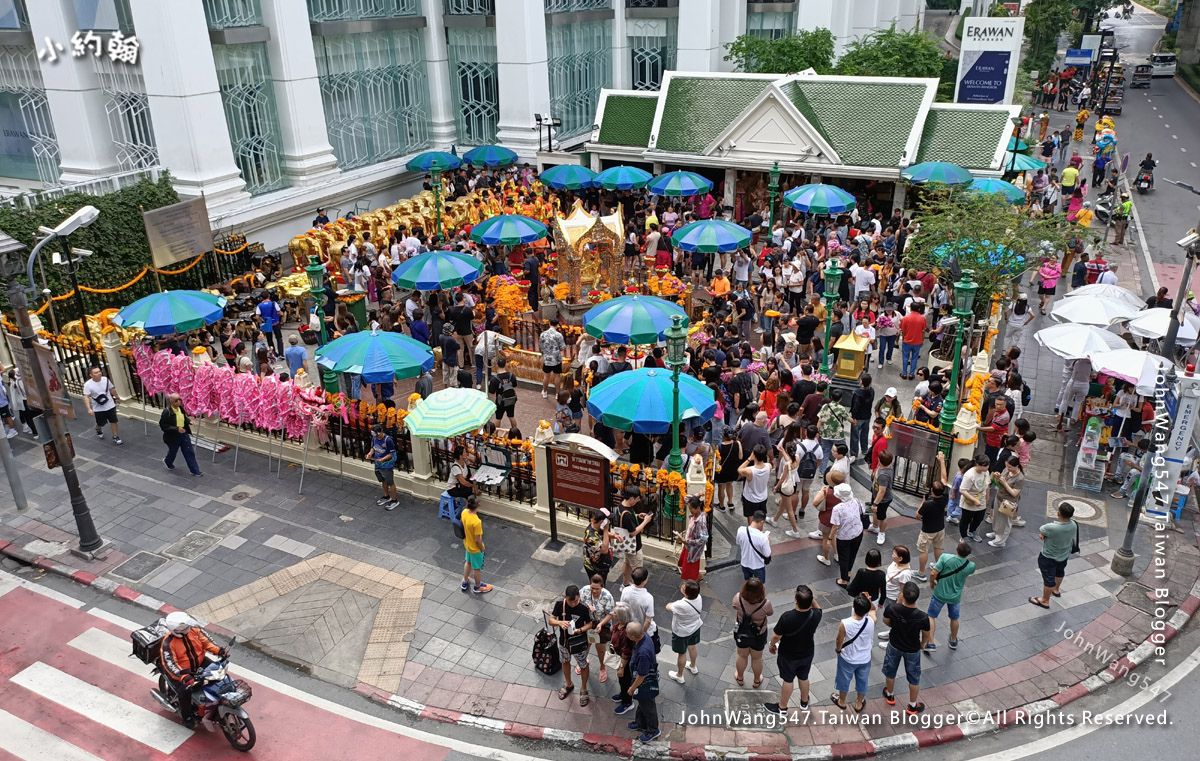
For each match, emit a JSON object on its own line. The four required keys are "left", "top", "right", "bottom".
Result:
{"left": 0, "top": 0, "right": 924, "bottom": 249}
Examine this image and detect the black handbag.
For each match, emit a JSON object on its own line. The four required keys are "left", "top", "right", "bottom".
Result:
{"left": 532, "top": 628, "right": 561, "bottom": 675}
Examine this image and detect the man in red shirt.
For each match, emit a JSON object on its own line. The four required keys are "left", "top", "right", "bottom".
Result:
{"left": 869, "top": 417, "right": 890, "bottom": 473}
{"left": 899, "top": 303, "right": 928, "bottom": 380}
{"left": 1084, "top": 252, "right": 1107, "bottom": 284}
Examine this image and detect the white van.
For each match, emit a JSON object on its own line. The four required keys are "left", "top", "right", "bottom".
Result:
{"left": 1151, "top": 53, "right": 1177, "bottom": 77}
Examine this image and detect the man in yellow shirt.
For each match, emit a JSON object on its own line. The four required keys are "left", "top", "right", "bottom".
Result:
{"left": 1061, "top": 165, "right": 1079, "bottom": 198}
{"left": 459, "top": 496, "right": 493, "bottom": 594}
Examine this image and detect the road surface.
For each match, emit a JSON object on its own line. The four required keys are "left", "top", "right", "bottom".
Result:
{"left": 0, "top": 567, "right": 578, "bottom": 761}
{"left": 1100, "top": 7, "right": 1200, "bottom": 294}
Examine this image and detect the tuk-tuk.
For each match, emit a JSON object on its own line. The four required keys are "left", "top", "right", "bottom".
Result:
{"left": 1132, "top": 64, "right": 1152, "bottom": 88}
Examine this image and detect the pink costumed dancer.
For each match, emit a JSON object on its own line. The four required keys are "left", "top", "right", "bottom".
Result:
{"left": 146, "top": 349, "right": 174, "bottom": 397}
{"left": 191, "top": 362, "right": 218, "bottom": 418}
{"left": 231, "top": 372, "right": 259, "bottom": 426}
{"left": 213, "top": 366, "right": 238, "bottom": 423}
{"left": 170, "top": 353, "right": 198, "bottom": 413}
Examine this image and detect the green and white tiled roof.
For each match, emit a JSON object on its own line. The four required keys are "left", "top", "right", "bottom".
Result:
{"left": 590, "top": 71, "right": 1015, "bottom": 174}
{"left": 916, "top": 106, "right": 1015, "bottom": 170}
{"left": 595, "top": 93, "right": 659, "bottom": 147}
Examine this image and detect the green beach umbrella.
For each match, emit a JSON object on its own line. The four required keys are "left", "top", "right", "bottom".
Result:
{"left": 672, "top": 219, "right": 753, "bottom": 253}
{"left": 111, "top": 290, "right": 227, "bottom": 335}
{"left": 469, "top": 214, "right": 548, "bottom": 246}
{"left": 314, "top": 330, "right": 434, "bottom": 384}
{"left": 582, "top": 294, "right": 688, "bottom": 345}
{"left": 405, "top": 387, "right": 497, "bottom": 439}
{"left": 1002, "top": 151, "right": 1048, "bottom": 172}
{"left": 390, "top": 251, "right": 484, "bottom": 291}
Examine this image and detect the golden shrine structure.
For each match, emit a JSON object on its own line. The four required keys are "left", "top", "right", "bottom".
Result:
{"left": 551, "top": 200, "right": 625, "bottom": 305}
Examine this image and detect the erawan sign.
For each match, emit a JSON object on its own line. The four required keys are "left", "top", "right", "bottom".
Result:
{"left": 955, "top": 16, "right": 1025, "bottom": 105}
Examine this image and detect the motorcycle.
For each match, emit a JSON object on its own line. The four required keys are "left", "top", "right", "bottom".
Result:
{"left": 1137, "top": 170, "right": 1154, "bottom": 194}
{"left": 132, "top": 622, "right": 256, "bottom": 752}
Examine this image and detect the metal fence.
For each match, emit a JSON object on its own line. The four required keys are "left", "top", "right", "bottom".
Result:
{"left": 429, "top": 434, "right": 536, "bottom": 504}
{"left": 3, "top": 323, "right": 107, "bottom": 395}
{"left": 323, "top": 416, "right": 414, "bottom": 473}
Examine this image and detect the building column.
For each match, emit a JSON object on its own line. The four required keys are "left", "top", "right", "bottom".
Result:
{"left": 722, "top": 167, "right": 736, "bottom": 212}
{"left": 611, "top": 4, "right": 630, "bottom": 90}
{"left": 421, "top": 0, "right": 458, "bottom": 149}
{"left": 717, "top": 0, "right": 746, "bottom": 72}
{"left": 260, "top": 0, "right": 339, "bottom": 185}
{"left": 25, "top": 0, "right": 120, "bottom": 183}
{"left": 495, "top": 0, "right": 551, "bottom": 160}
{"left": 127, "top": 0, "right": 248, "bottom": 205}
{"left": 892, "top": 182, "right": 907, "bottom": 215}
{"left": 677, "top": 0, "right": 722, "bottom": 72}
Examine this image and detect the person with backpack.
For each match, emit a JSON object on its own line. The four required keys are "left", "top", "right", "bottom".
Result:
{"left": 731, "top": 576, "right": 774, "bottom": 689}
{"left": 832, "top": 593, "right": 876, "bottom": 711}
{"left": 787, "top": 423, "right": 822, "bottom": 522}
{"left": 488, "top": 356, "right": 519, "bottom": 427}
{"left": 817, "top": 389, "right": 850, "bottom": 475}
{"left": 458, "top": 496, "right": 493, "bottom": 594}
{"left": 925, "top": 542, "right": 975, "bottom": 651}
{"left": 548, "top": 584, "right": 595, "bottom": 706}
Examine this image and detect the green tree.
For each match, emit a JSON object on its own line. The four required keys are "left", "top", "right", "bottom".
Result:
{"left": 1025, "top": 0, "right": 1075, "bottom": 74}
{"left": 900, "top": 187, "right": 1075, "bottom": 318}
{"left": 834, "top": 25, "right": 945, "bottom": 78}
{"left": 1073, "top": 0, "right": 1117, "bottom": 34}
{"left": 937, "top": 55, "right": 959, "bottom": 102}
{"left": 723, "top": 28, "right": 836, "bottom": 74}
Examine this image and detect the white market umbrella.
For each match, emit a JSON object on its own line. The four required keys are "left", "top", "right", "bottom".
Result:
{"left": 1034, "top": 322, "right": 1129, "bottom": 360}
{"left": 1126, "top": 308, "right": 1200, "bottom": 342}
{"left": 1050, "top": 295, "right": 1140, "bottom": 327}
{"left": 1087, "top": 349, "right": 1172, "bottom": 395}
{"left": 1065, "top": 283, "right": 1146, "bottom": 311}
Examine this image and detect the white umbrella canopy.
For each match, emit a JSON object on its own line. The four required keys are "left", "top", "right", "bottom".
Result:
{"left": 1034, "top": 322, "right": 1129, "bottom": 360}
{"left": 1126, "top": 308, "right": 1200, "bottom": 342}
{"left": 1087, "top": 349, "right": 1172, "bottom": 395}
{"left": 1065, "top": 283, "right": 1146, "bottom": 310}
{"left": 1050, "top": 295, "right": 1140, "bottom": 326}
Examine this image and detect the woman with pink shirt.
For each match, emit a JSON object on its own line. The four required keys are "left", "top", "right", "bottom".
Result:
{"left": 1036, "top": 257, "right": 1062, "bottom": 314}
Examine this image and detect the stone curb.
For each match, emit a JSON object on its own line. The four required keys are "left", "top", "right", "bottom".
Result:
{"left": 4, "top": 537, "right": 1198, "bottom": 760}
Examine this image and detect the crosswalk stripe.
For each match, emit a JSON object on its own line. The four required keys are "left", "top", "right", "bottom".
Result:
{"left": 10, "top": 662, "right": 192, "bottom": 754}
{"left": 67, "top": 628, "right": 155, "bottom": 682}
{"left": 0, "top": 709, "right": 104, "bottom": 761}
{"left": 0, "top": 575, "right": 86, "bottom": 609}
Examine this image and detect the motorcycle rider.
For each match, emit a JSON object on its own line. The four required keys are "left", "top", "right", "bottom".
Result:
{"left": 1138, "top": 153, "right": 1157, "bottom": 188}
{"left": 160, "top": 611, "right": 224, "bottom": 728}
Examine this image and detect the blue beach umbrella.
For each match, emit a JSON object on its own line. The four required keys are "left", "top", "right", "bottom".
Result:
{"left": 783, "top": 183, "right": 857, "bottom": 215}
{"left": 112, "top": 290, "right": 227, "bottom": 335}
{"left": 406, "top": 151, "right": 462, "bottom": 173}
{"left": 1002, "top": 151, "right": 1048, "bottom": 172}
{"left": 391, "top": 251, "right": 484, "bottom": 291}
{"left": 932, "top": 240, "right": 1022, "bottom": 274}
{"left": 672, "top": 219, "right": 753, "bottom": 254}
{"left": 648, "top": 170, "right": 714, "bottom": 197}
{"left": 594, "top": 165, "right": 653, "bottom": 190}
{"left": 463, "top": 144, "right": 518, "bottom": 167}
{"left": 967, "top": 178, "right": 1026, "bottom": 204}
{"left": 315, "top": 330, "right": 435, "bottom": 384}
{"left": 468, "top": 214, "right": 548, "bottom": 246}
{"left": 901, "top": 161, "right": 974, "bottom": 185}
{"left": 582, "top": 295, "right": 688, "bottom": 345}
{"left": 587, "top": 368, "right": 717, "bottom": 433}
{"left": 539, "top": 164, "right": 597, "bottom": 190}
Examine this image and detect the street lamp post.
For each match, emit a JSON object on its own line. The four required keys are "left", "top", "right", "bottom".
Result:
{"left": 767, "top": 161, "right": 781, "bottom": 234}
{"left": 304, "top": 255, "right": 339, "bottom": 393}
{"left": 819, "top": 259, "right": 844, "bottom": 385}
{"left": 53, "top": 235, "right": 98, "bottom": 368}
{"left": 664, "top": 314, "right": 688, "bottom": 475}
{"left": 5, "top": 206, "right": 107, "bottom": 556}
{"left": 937, "top": 271, "right": 979, "bottom": 459}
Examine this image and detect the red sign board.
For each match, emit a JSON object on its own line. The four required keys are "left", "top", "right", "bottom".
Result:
{"left": 548, "top": 447, "right": 610, "bottom": 512}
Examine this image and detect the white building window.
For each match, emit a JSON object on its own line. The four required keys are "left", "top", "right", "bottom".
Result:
{"left": 446, "top": 26, "right": 498, "bottom": 146}
{"left": 628, "top": 16, "right": 675, "bottom": 91}
{"left": 746, "top": 8, "right": 795, "bottom": 40}
{"left": 546, "top": 20, "right": 612, "bottom": 140}
{"left": 313, "top": 30, "right": 432, "bottom": 170}
{"left": 212, "top": 43, "right": 289, "bottom": 195}
{"left": 0, "top": 43, "right": 60, "bottom": 185}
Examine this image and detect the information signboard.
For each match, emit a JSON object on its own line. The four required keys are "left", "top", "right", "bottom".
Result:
{"left": 548, "top": 446, "right": 610, "bottom": 512}
{"left": 142, "top": 197, "right": 212, "bottom": 268}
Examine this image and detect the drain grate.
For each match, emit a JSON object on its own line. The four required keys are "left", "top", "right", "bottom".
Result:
{"left": 112, "top": 552, "right": 169, "bottom": 582}
{"left": 232, "top": 492, "right": 251, "bottom": 502}
{"left": 162, "top": 531, "right": 222, "bottom": 562}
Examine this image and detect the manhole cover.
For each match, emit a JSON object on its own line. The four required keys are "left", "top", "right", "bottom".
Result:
{"left": 231, "top": 492, "right": 251, "bottom": 502}
{"left": 723, "top": 688, "right": 785, "bottom": 730}
{"left": 209, "top": 519, "right": 241, "bottom": 537}
{"left": 1046, "top": 491, "right": 1108, "bottom": 528}
{"left": 112, "top": 552, "right": 169, "bottom": 582}
{"left": 163, "top": 531, "right": 221, "bottom": 562}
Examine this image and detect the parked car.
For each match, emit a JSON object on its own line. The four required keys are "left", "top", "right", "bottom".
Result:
{"left": 1150, "top": 53, "right": 1177, "bottom": 78}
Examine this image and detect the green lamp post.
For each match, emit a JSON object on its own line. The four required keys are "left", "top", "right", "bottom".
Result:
{"left": 665, "top": 314, "right": 689, "bottom": 476}
{"left": 819, "top": 258, "right": 844, "bottom": 385}
{"left": 304, "top": 255, "right": 339, "bottom": 393}
{"left": 937, "top": 270, "right": 979, "bottom": 459}
{"left": 767, "top": 161, "right": 781, "bottom": 233}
